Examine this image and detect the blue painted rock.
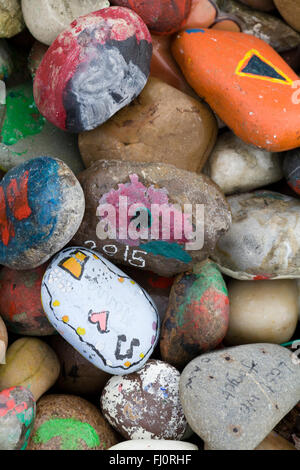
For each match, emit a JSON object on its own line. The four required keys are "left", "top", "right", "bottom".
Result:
{"left": 0, "top": 82, "right": 84, "bottom": 174}
{"left": 211, "top": 191, "right": 300, "bottom": 280}
{"left": 72, "top": 160, "right": 232, "bottom": 277}
{"left": 101, "top": 359, "right": 188, "bottom": 439}
{"left": 283, "top": 148, "right": 300, "bottom": 196}
{"left": 0, "top": 156, "right": 85, "bottom": 269}
{"left": 0, "top": 386, "right": 35, "bottom": 450}
{"left": 33, "top": 7, "right": 152, "bottom": 133}
{"left": 41, "top": 247, "right": 160, "bottom": 375}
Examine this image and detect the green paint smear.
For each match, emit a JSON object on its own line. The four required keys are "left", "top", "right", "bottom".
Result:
{"left": 32, "top": 418, "right": 100, "bottom": 450}
{"left": 1, "top": 86, "right": 45, "bottom": 146}
{"left": 176, "top": 260, "right": 228, "bottom": 327}
{"left": 143, "top": 241, "right": 192, "bottom": 263}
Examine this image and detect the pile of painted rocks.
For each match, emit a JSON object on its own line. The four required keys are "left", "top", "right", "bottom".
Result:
{"left": 0, "top": 0, "right": 299, "bottom": 451}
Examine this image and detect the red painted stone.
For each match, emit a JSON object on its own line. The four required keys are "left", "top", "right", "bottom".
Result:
{"left": 111, "top": 0, "right": 191, "bottom": 34}
{"left": 0, "top": 264, "right": 55, "bottom": 336}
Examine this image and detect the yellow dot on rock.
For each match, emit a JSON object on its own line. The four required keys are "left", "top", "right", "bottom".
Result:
{"left": 75, "top": 252, "right": 86, "bottom": 261}
{"left": 124, "top": 361, "right": 131, "bottom": 368}
{"left": 130, "top": 280, "right": 135, "bottom": 285}
{"left": 62, "top": 316, "right": 69, "bottom": 323}
{"left": 93, "top": 254, "right": 99, "bottom": 260}
{"left": 139, "top": 353, "right": 144, "bottom": 358}
{"left": 118, "top": 277, "right": 125, "bottom": 283}
{"left": 77, "top": 327, "right": 86, "bottom": 336}
{"left": 53, "top": 300, "right": 60, "bottom": 307}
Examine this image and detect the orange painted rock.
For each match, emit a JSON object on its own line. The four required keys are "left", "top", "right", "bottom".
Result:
{"left": 172, "top": 29, "right": 300, "bottom": 151}
{"left": 184, "top": 0, "right": 218, "bottom": 29}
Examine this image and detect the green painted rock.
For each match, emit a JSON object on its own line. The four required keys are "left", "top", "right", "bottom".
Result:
{"left": 27, "top": 394, "right": 118, "bottom": 450}
{"left": 0, "top": 386, "right": 35, "bottom": 450}
{"left": 0, "top": 0, "right": 24, "bottom": 38}
{"left": 0, "top": 82, "right": 84, "bottom": 174}
{"left": 216, "top": 0, "right": 300, "bottom": 52}
{"left": 160, "top": 260, "right": 229, "bottom": 369}
{"left": 72, "top": 160, "right": 232, "bottom": 277}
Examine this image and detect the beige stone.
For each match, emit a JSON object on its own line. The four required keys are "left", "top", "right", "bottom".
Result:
{"left": 225, "top": 279, "right": 298, "bottom": 345}
{"left": 79, "top": 77, "right": 218, "bottom": 173}
{"left": 0, "top": 0, "right": 24, "bottom": 38}
{"left": 274, "top": 0, "right": 300, "bottom": 32}
{"left": 0, "top": 337, "right": 60, "bottom": 400}
{"left": 203, "top": 132, "right": 283, "bottom": 195}
{"left": 0, "top": 315, "right": 7, "bottom": 364}
{"left": 256, "top": 431, "right": 296, "bottom": 450}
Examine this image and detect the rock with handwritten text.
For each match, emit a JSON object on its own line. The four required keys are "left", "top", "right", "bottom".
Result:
{"left": 283, "top": 148, "right": 300, "bottom": 196}
{"left": 180, "top": 343, "right": 300, "bottom": 450}
{"left": 0, "top": 156, "right": 85, "bottom": 270}
{"left": 21, "top": 0, "right": 110, "bottom": 46}
{"left": 0, "top": 386, "right": 35, "bottom": 450}
{"left": 172, "top": 29, "right": 300, "bottom": 151}
{"left": 211, "top": 191, "right": 300, "bottom": 280}
{"left": 0, "top": 83, "right": 84, "bottom": 174}
{"left": 72, "top": 160, "right": 231, "bottom": 277}
{"left": 160, "top": 260, "right": 229, "bottom": 369}
{"left": 0, "top": 264, "right": 55, "bottom": 336}
{"left": 33, "top": 7, "right": 152, "bottom": 133}
{"left": 27, "top": 394, "right": 118, "bottom": 450}
{"left": 41, "top": 246, "right": 160, "bottom": 375}
{"left": 101, "top": 359, "right": 188, "bottom": 440}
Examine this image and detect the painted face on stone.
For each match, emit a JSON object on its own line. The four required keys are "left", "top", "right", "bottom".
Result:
{"left": 63, "top": 29, "right": 151, "bottom": 132}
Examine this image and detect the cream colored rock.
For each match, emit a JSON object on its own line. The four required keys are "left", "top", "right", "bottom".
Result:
{"left": 274, "top": 0, "right": 300, "bottom": 32}
{"left": 256, "top": 431, "right": 296, "bottom": 450}
{"left": 0, "top": 315, "right": 7, "bottom": 364}
{"left": 0, "top": 0, "right": 24, "bottom": 38}
{"left": 203, "top": 132, "right": 283, "bottom": 195}
{"left": 0, "top": 337, "right": 60, "bottom": 400}
{"left": 109, "top": 440, "right": 198, "bottom": 450}
{"left": 79, "top": 77, "right": 218, "bottom": 173}
{"left": 225, "top": 279, "right": 299, "bottom": 345}
{"left": 21, "top": 0, "right": 110, "bottom": 45}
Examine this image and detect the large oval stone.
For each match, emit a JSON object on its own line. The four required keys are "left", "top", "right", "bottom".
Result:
{"left": 211, "top": 191, "right": 300, "bottom": 280}
{"left": 41, "top": 246, "right": 160, "bottom": 375}
{"left": 72, "top": 160, "right": 232, "bottom": 277}
{"left": 0, "top": 156, "right": 85, "bottom": 269}
{"left": 33, "top": 7, "right": 152, "bottom": 133}
{"left": 180, "top": 343, "right": 300, "bottom": 450}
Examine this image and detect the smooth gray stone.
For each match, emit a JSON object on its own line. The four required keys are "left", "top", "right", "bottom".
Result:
{"left": 180, "top": 343, "right": 300, "bottom": 450}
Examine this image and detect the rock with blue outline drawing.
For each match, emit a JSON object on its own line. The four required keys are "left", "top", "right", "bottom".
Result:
{"left": 71, "top": 160, "right": 232, "bottom": 277}
{"left": 0, "top": 156, "right": 85, "bottom": 270}
{"left": 41, "top": 246, "right": 160, "bottom": 375}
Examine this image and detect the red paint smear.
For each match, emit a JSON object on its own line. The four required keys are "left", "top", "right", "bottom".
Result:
{"left": 287, "top": 179, "right": 300, "bottom": 195}
{"left": 148, "top": 275, "right": 174, "bottom": 289}
{"left": 253, "top": 274, "right": 272, "bottom": 280}
{"left": 6, "top": 171, "right": 32, "bottom": 221}
{"left": 0, "top": 186, "right": 14, "bottom": 246}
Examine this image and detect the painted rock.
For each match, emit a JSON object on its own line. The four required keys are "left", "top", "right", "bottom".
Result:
{"left": 238, "top": 0, "right": 275, "bottom": 11}
{"left": 216, "top": 0, "right": 300, "bottom": 52}
{"left": 0, "top": 338, "right": 60, "bottom": 400}
{"left": 0, "top": 264, "right": 55, "bottom": 336}
{"left": 274, "top": 0, "right": 300, "bottom": 32}
{"left": 0, "top": 0, "right": 24, "bottom": 38}
{"left": 211, "top": 191, "right": 300, "bottom": 280}
{"left": 78, "top": 77, "right": 218, "bottom": 172}
{"left": 109, "top": 440, "right": 198, "bottom": 450}
{"left": 0, "top": 83, "right": 84, "bottom": 174}
{"left": 203, "top": 131, "right": 283, "bottom": 195}
{"left": 33, "top": 7, "right": 152, "bottom": 133}
{"left": 0, "top": 314, "right": 7, "bottom": 364}
{"left": 283, "top": 148, "right": 300, "bottom": 196}
{"left": 0, "top": 156, "right": 85, "bottom": 270}
{"left": 0, "top": 386, "right": 35, "bottom": 450}
{"left": 110, "top": 0, "right": 191, "bottom": 34}
{"left": 172, "top": 29, "right": 300, "bottom": 152}
{"left": 49, "top": 335, "right": 111, "bottom": 395}
{"left": 122, "top": 266, "right": 174, "bottom": 320}
{"left": 72, "top": 160, "right": 232, "bottom": 277}
{"left": 225, "top": 279, "right": 298, "bottom": 345}
{"left": 0, "top": 39, "right": 13, "bottom": 80}
{"left": 28, "top": 41, "right": 48, "bottom": 79}
{"left": 21, "top": 0, "right": 110, "bottom": 46}
{"left": 160, "top": 260, "right": 229, "bottom": 370}
{"left": 101, "top": 359, "right": 188, "bottom": 439}
{"left": 41, "top": 246, "right": 160, "bottom": 375}
{"left": 180, "top": 343, "right": 300, "bottom": 450}
{"left": 27, "top": 394, "right": 118, "bottom": 450}
{"left": 256, "top": 431, "right": 297, "bottom": 450}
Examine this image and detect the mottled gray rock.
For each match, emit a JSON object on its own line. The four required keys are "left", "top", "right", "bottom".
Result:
{"left": 0, "top": 0, "right": 24, "bottom": 38}
{"left": 203, "top": 132, "right": 283, "bottom": 195}
{"left": 217, "top": 0, "right": 300, "bottom": 52}
{"left": 180, "top": 343, "right": 300, "bottom": 450}
{"left": 211, "top": 191, "right": 300, "bottom": 280}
